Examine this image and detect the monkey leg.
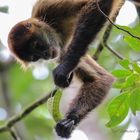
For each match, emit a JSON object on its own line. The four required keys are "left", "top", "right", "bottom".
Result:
{"left": 55, "top": 74, "right": 114, "bottom": 138}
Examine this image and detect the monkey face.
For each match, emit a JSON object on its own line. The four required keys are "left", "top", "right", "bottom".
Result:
{"left": 8, "top": 18, "right": 60, "bottom": 64}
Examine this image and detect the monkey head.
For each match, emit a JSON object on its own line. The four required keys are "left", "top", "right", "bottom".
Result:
{"left": 8, "top": 18, "right": 61, "bottom": 66}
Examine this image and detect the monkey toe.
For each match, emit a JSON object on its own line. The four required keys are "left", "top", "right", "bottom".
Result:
{"left": 55, "top": 118, "right": 75, "bottom": 138}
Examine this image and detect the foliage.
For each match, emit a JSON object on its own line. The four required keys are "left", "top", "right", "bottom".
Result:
{"left": 107, "top": 25, "right": 140, "bottom": 128}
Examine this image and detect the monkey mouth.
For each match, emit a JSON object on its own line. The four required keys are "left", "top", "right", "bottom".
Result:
{"left": 42, "top": 47, "right": 59, "bottom": 60}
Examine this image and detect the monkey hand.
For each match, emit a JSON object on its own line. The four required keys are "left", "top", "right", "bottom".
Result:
{"left": 55, "top": 114, "right": 79, "bottom": 138}
{"left": 53, "top": 64, "right": 73, "bottom": 88}
{"left": 55, "top": 118, "right": 75, "bottom": 138}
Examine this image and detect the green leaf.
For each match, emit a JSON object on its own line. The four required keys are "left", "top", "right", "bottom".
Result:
{"left": 133, "top": 24, "right": 140, "bottom": 36}
{"left": 47, "top": 97, "right": 53, "bottom": 115}
{"left": 112, "top": 70, "right": 131, "bottom": 78}
{"left": 123, "top": 74, "right": 138, "bottom": 88}
{"left": 130, "top": 88, "right": 140, "bottom": 115}
{"left": 47, "top": 89, "right": 63, "bottom": 122}
{"left": 119, "top": 59, "right": 130, "bottom": 69}
{"left": 53, "top": 90, "right": 63, "bottom": 122}
{"left": 112, "top": 82, "right": 123, "bottom": 89}
{"left": 132, "top": 62, "right": 140, "bottom": 73}
{"left": 124, "top": 36, "right": 140, "bottom": 52}
{"left": 106, "top": 92, "right": 129, "bottom": 127}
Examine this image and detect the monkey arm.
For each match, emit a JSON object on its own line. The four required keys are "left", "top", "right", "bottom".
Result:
{"left": 55, "top": 55, "right": 115, "bottom": 138}
{"left": 53, "top": 0, "right": 123, "bottom": 88}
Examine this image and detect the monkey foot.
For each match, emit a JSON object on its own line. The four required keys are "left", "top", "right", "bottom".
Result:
{"left": 55, "top": 118, "right": 75, "bottom": 138}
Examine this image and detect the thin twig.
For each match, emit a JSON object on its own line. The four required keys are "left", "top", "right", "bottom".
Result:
{"left": 102, "top": 42, "right": 124, "bottom": 60}
{"left": 94, "top": 0, "right": 126, "bottom": 60}
{"left": 9, "top": 128, "right": 20, "bottom": 140}
{"left": 0, "top": 89, "right": 57, "bottom": 133}
{"left": 101, "top": 23, "right": 124, "bottom": 60}
{"left": 93, "top": 21, "right": 114, "bottom": 60}
{"left": 96, "top": 0, "right": 140, "bottom": 40}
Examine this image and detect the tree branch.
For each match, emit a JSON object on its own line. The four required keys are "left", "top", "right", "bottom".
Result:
{"left": 93, "top": 18, "right": 124, "bottom": 60}
{"left": 9, "top": 128, "right": 20, "bottom": 140}
{"left": 93, "top": 44, "right": 104, "bottom": 61}
{"left": 96, "top": 0, "right": 140, "bottom": 40}
{"left": 102, "top": 42, "right": 124, "bottom": 60}
{"left": 93, "top": 21, "right": 114, "bottom": 60}
{"left": 0, "top": 89, "right": 57, "bottom": 133}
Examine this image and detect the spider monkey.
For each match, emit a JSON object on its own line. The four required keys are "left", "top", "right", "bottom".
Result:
{"left": 8, "top": 0, "right": 124, "bottom": 138}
